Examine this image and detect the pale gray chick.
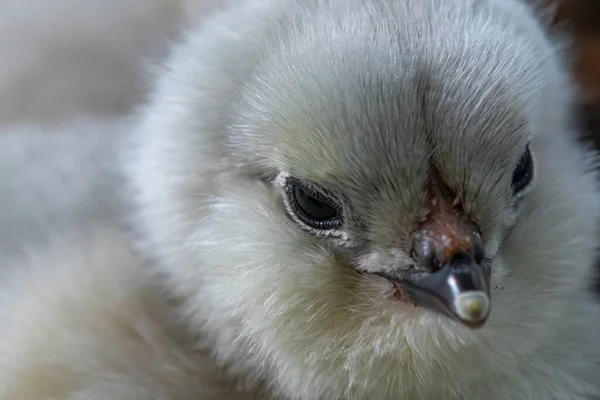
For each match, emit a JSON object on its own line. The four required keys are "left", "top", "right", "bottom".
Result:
{"left": 127, "top": 0, "right": 600, "bottom": 398}
{"left": 0, "top": 0, "right": 599, "bottom": 399}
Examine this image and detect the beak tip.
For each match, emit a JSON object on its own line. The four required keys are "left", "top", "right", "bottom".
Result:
{"left": 453, "top": 291, "right": 490, "bottom": 325}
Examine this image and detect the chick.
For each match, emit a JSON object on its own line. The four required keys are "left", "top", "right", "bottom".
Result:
{"left": 129, "top": 0, "right": 600, "bottom": 398}
{"left": 1, "top": 0, "right": 600, "bottom": 399}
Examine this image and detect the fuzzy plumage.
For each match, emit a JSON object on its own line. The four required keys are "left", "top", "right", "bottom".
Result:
{"left": 2, "top": 0, "right": 600, "bottom": 399}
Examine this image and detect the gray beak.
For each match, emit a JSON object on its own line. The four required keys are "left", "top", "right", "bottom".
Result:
{"left": 401, "top": 251, "right": 491, "bottom": 328}
{"left": 396, "top": 189, "right": 493, "bottom": 329}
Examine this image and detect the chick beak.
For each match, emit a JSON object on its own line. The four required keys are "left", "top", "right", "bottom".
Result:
{"left": 402, "top": 250, "right": 491, "bottom": 328}
{"left": 402, "top": 200, "right": 491, "bottom": 329}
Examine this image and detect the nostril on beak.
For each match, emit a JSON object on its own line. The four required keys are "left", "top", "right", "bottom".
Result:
{"left": 448, "top": 251, "right": 473, "bottom": 269}
{"left": 412, "top": 237, "right": 441, "bottom": 272}
{"left": 413, "top": 230, "right": 484, "bottom": 273}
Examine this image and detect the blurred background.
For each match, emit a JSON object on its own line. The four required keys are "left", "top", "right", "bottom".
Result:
{"left": 0, "top": 0, "right": 221, "bottom": 126}
{"left": 0, "top": 0, "right": 598, "bottom": 140}
{"left": 553, "top": 0, "right": 600, "bottom": 146}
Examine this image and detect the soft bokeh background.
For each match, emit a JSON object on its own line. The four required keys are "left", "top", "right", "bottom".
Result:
{"left": 553, "top": 0, "right": 600, "bottom": 146}
{"left": 0, "top": 0, "right": 222, "bottom": 126}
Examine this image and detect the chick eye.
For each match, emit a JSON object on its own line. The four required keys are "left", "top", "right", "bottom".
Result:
{"left": 285, "top": 178, "right": 342, "bottom": 231}
{"left": 511, "top": 143, "right": 534, "bottom": 196}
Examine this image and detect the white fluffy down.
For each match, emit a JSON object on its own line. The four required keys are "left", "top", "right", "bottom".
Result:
{"left": 0, "top": 228, "right": 259, "bottom": 400}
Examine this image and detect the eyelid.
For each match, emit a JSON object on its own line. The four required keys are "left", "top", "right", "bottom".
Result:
{"left": 284, "top": 176, "right": 342, "bottom": 208}
{"left": 511, "top": 143, "right": 535, "bottom": 197}
{"left": 279, "top": 174, "right": 345, "bottom": 233}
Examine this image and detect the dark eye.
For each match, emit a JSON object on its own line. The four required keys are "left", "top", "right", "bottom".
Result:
{"left": 511, "top": 144, "right": 534, "bottom": 196}
{"left": 285, "top": 178, "right": 342, "bottom": 230}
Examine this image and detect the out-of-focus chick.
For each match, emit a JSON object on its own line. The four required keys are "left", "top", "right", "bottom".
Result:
{"left": 1, "top": 0, "right": 600, "bottom": 399}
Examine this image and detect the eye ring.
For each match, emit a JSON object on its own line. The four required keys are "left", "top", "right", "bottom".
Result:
{"left": 283, "top": 176, "right": 343, "bottom": 231}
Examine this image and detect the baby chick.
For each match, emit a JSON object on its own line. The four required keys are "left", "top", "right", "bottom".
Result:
{"left": 1, "top": 0, "right": 599, "bottom": 399}
{"left": 129, "top": 0, "right": 600, "bottom": 398}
